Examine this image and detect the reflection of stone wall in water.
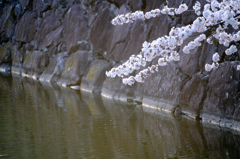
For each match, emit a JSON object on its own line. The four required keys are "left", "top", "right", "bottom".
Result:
{"left": 0, "top": 0, "right": 240, "bottom": 130}
{"left": 1, "top": 76, "right": 240, "bottom": 159}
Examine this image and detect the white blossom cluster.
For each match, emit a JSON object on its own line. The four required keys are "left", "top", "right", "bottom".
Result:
{"left": 225, "top": 45, "right": 237, "bottom": 55}
{"left": 183, "top": 34, "right": 206, "bottom": 54}
{"left": 111, "top": 4, "right": 188, "bottom": 25}
{"left": 205, "top": 52, "right": 220, "bottom": 72}
{"left": 193, "top": 1, "right": 201, "bottom": 15}
{"left": 107, "top": 0, "right": 240, "bottom": 85}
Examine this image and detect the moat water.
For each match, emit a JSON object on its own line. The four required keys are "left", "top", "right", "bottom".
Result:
{"left": 0, "top": 75, "right": 240, "bottom": 159}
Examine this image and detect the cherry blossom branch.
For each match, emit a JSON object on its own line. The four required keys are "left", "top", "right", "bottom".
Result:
{"left": 106, "top": 0, "right": 240, "bottom": 85}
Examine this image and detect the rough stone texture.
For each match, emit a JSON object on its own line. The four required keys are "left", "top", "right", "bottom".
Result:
{"left": 102, "top": 76, "right": 135, "bottom": 102}
{"left": 22, "top": 51, "right": 47, "bottom": 79}
{"left": 90, "top": 2, "right": 116, "bottom": 54}
{"left": 141, "top": 62, "right": 185, "bottom": 111}
{"left": 103, "top": 0, "right": 126, "bottom": 8}
{"left": 33, "top": 0, "right": 53, "bottom": 13}
{"left": 0, "top": 63, "right": 11, "bottom": 75}
{"left": 182, "top": 10, "right": 198, "bottom": 25}
{"left": 35, "top": 9, "right": 64, "bottom": 50}
{"left": 202, "top": 62, "right": 240, "bottom": 122}
{"left": 106, "top": 4, "right": 132, "bottom": 62}
{"left": 234, "top": 100, "right": 240, "bottom": 121}
{"left": 81, "top": 59, "right": 111, "bottom": 93}
{"left": 18, "top": 0, "right": 30, "bottom": 9}
{"left": 180, "top": 73, "right": 207, "bottom": 118}
{"left": 122, "top": 20, "right": 148, "bottom": 61}
{"left": 57, "top": 51, "right": 91, "bottom": 87}
{"left": 107, "top": 18, "right": 148, "bottom": 61}
{"left": 0, "top": 42, "right": 13, "bottom": 64}
{"left": 11, "top": 45, "right": 25, "bottom": 73}
{"left": 0, "top": 5, "right": 16, "bottom": 42}
{"left": 51, "top": 0, "right": 68, "bottom": 9}
{"left": 15, "top": 11, "right": 37, "bottom": 43}
{"left": 128, "top": 0, "right": 142, "bottom": 11}
{"left": 63, "top": 5, "right": 89, "bottom": 54}
{"left": 199, "top": 41, "right": 217, "bottom": 73}
{"left": 25, "top": 43, "right": 34, "bottom": 51}
{"left": 145, "top": 0, "right": 164, "bottom": 12}
{"left": 11, "top": 45, "right": 19, "bottom": 66}
{"left": 167, "top": 0, "right": 182, "bottom": 8}
{"left": 40, "top": 26, "right": 64, "bottom": 52}
{"left": 169, "top": 0, "right": 207, "bottom": 8}
{"left": 178, "top": 35, "right": 203, "bottom": 77}
{"left": 39, "top": 53, "right": 67, "bottom": 83}
{"left": 146, "top": 14, "right": 173, "bottom": 42}
{"left": 14, "top": 4, "right": 22, "bottom": 20}
{"left": 77, "top": 41, "right": 91, "bottom": 51}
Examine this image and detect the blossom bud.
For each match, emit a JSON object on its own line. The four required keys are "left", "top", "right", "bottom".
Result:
{"left": 205, "top": 63, "right": 212, "bottom": 72}
{"left": 237, "top": 65, "right": 240, "bottom": 71}
{"left": 158, "top": 58, "right": 167, "bottom": 66}
{"left": 212, "top": 53, "right": 220, "bottom": 62}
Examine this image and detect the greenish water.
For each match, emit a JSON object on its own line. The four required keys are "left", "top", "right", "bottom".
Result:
{"left": 0, "top": 75, "right": 240, "bottom": 159}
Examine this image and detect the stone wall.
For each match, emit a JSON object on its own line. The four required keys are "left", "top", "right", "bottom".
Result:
{"left": 0, "top": 0, "right": 240, "bottom": 130}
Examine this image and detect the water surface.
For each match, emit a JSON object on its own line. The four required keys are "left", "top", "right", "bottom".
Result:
{"left": 0, "top": 75, "right": 240, "bottom": 159}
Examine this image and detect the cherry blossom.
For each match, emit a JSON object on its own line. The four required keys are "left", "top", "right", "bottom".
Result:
{"left": 106, "top": 0, "right": 240, "bottom": 85}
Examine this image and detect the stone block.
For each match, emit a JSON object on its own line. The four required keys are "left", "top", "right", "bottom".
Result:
{"left": 0, "top": 42, "right": 12, "bottom": 64}
{"left": 106, "top": 4, "right": 132, "bottom": 62}
{"left": 90, "top": 2, "right": 115, "bottom": 54}
{"left": 141, "top": 61, "right": 185, "bottom": 112}
{"left": 0, "top": 63, "right": 11, "bottom": 76}
{"left": 14, "top": 4, "right": 22, "bottom": 19}
{"left": 178, "top": 35, "right": 202, "bottom": 76}
{"left": 22, "top": 51, "right": 46, "bottom": 79}
{"left": 180, "top": 73, "right": 207, "bottom": 118}
{"left": 63, "top": 5, "right": 89, "bottom": 54}
{"left": 18, "top": 0, "right": 30, "bottom": 9}
{"left": 39, "top": 53, "right": 67, "bottom": 83}
{"left": 202, "top": 62, "right": 240, "bottom": 122}
{"left": 57, "top": 51, "right": 91, "bottom": 87}
{"left": 102, "top": 76, "right": 135, "bottom": 102}
{"left": 0, "top": 5, "right": 15, "bottom": 42}
{"left": 81, "top": 59, "right": 111, "bottom": 93}
{"left": 15, "top": 11, "right": 37, "bottom": 43}
{"left": 35, "top": 9, "right": 63, "bottom": 50}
